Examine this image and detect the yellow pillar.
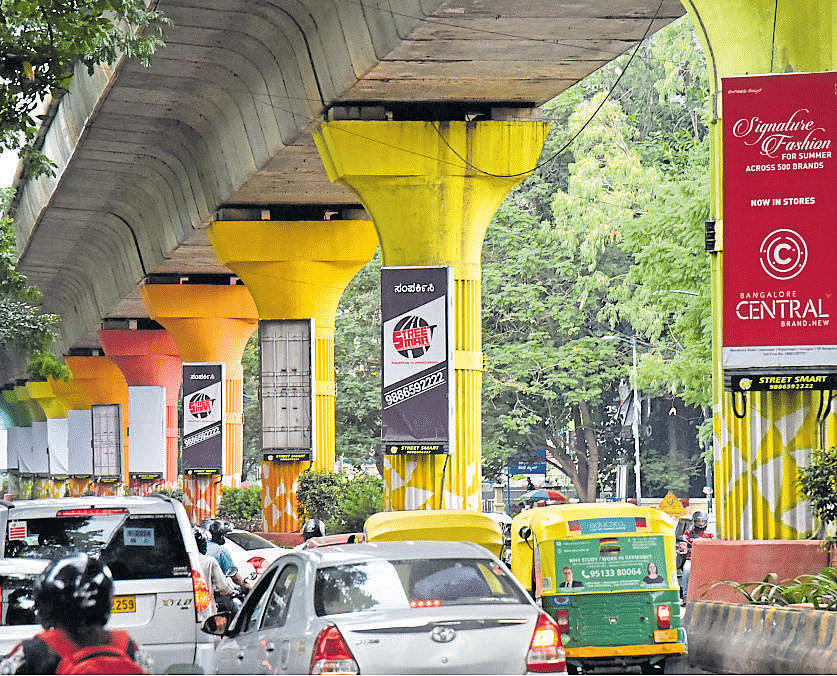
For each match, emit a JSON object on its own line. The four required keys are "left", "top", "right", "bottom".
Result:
{"left": 315, "top": 118, "right": 548, "bottom": 511}
{"left": 49, "top": 377, "right": 94, "bottom": 496}
{"left": 208, "top": 220, "right": 378, "bottom": 532}
{"left": 142, "top": 283, "right": 258, "bottom": 523}
{"left": 65, "top": 356, "right": 130, "bottom": 496}
{"left": 684, "top": 0, "right": 837, "bottom": 539}
{"left": 27, "top": 382, "right": 69, "bottom": 498}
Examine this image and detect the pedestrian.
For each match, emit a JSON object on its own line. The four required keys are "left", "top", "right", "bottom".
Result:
{"left": 0, "top": 553, "right": 151, "bottom": 674}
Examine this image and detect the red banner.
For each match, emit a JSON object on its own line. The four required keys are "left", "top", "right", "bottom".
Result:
{"left": 723, "top": 72, "right": 837, "bottom": 369}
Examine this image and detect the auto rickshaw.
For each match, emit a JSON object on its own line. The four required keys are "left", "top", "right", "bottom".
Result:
{"left": 511, "top": 502, "right": 686, "bottom": 673}
{"left": 364, "top": 509, "right": 504, "bottom": 559}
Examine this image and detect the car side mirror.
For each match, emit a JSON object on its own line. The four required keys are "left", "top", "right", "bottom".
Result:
{"left": 518, "top": 526, "right": 532, "bottom": 541}
{"left": 201, "top": 612, "right": 233, "bottom": 637}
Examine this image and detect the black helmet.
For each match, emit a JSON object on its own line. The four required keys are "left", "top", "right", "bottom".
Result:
{"left": 692, "top": 510, "right": 709, "bottom": 532}
{"left": 302, "top": 518, "right": 326, "bottom": 541}
{"left": 208, "top": 519, "right": 229, "bottom": 544}
{"left": 193, "top": 526, "right": 209, "bottom": 555}
{"left": 34, "top": 554, "right": 114, "bottom": 629}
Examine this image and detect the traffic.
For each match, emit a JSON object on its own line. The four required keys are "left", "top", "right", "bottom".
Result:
{"left": 0, "top": 494, "right": 717, "bottom": 674}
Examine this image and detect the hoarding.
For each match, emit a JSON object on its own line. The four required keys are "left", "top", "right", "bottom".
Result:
{"left": 128, "top": 386, "right": 165, "bottom": 480}
{"left": 381, "top": 266, "right": 454, "bottom": 455}
{"left": 182, "top": 363, "right": 224, "bottom": 475}
{"left": 723, "top": 72, "right": 837, "bottom": 374}
{"left": 92, "top": 404, "right": 122, "bottom": 481}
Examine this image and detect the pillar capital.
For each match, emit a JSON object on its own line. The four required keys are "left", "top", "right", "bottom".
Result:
{"left": 48, "top": 377, "right": 92, "bottom": 411}
{"left": 26, "top": 382, "right": 68, "bottom": 420}
{"left": 208, "top": 220, "right": 378, "bottom": 326}
{"left": 314, "top": 120, "right": 548, "bottom": 278}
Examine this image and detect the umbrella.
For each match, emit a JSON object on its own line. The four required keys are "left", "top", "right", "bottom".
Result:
{"left": 519, "top": 488, "right": 567, "bottom": 503}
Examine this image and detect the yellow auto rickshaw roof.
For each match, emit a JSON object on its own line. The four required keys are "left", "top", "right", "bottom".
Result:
{"left": 364, "top": 509, "right": 504, "bottom": 557}
{"left": 518, "top": 502, "right": 675, "bottom": 540}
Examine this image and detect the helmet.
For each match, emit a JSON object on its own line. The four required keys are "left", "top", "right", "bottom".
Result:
{"left": 692, "top": 510, "right": 709, "bottom": 532}
{"left": 208, "top": 519, "right": 229, "bottom": 544}
{"left": 193, "top": 526, "right": 209, "bottom": 555}
{"left": 34, "top": 554, "right": 114, "bottom": 629}
{"left": 302, "top": 519, "right": 326, "bottom": 541}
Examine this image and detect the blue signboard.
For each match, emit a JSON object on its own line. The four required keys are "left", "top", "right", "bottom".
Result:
{"left": 509, "top": 462, "right": 547, "bottom": 474}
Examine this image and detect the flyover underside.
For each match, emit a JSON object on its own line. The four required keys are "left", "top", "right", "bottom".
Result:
{"left": 5, "top": 0, "right": 682, "bottom": 369}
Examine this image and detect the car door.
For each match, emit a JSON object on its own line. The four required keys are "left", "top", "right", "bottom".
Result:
{"left": 212, "top": 566, "right": 279, "bottom": 674}
{"left": 253, "top": 561, "right": 300, "bottom": 673}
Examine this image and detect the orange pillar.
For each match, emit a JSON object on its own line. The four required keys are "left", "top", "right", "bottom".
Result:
{"left": 142, "top": 282, "right": 258, "bottom": 523}
{"left": 65, "top": 355, "right": 130, "bottom": 496}
{"left": 99, "top": 327, "right": 182, "bottom": 489}
{"left": 208, "top": 219, "right": 378, "bottom": 532}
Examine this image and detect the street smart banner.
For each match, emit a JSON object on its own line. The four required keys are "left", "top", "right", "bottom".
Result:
{"left": 182, "top": 362, "right": 224, "bottom": 475}
{"left": 723, "top": 72, "right": 837, "bottom": 373}
{"left": 381, "top": 267, "right": 453, "bottom": 455}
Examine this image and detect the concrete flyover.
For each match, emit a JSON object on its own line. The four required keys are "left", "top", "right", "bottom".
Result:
{"left": 3, "top": 0, "right": 683, "bottom": 372}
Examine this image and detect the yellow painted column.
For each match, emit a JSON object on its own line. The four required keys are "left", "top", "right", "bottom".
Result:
{"left": 208, "top": 220, "right": 378, "bottom": 532}
{"left": 142, "top": 283, "right": 258, "bottom": 523}
{"left": 15, "top": 385, "right": 51, "bottom": 499}
{"left": 27, "top": 382, "right": 69, "bottom": 498}
{"left": 684, "top": 0, "right": 837, "bottom": 539}
{"left": 65, "top": 356, "right": 130, "bottom": 497}
{"left": 315, "top": 118, "right": 548, "bottom": 511}
{"left": 3, "top": 389, "right": 34, "bottom": 499}
{"left": 49, "top": 377, "right": 94, "bottom": 496}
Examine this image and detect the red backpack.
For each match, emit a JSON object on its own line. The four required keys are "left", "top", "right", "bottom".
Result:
{"left": 39, "top": 628, "right": 146, "bottom": 675}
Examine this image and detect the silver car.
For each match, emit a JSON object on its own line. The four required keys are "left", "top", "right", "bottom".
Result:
{"left": 203, "top": 541, "right": 567, "bottom": 675}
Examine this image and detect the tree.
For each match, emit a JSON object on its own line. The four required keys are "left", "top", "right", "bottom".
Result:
{"left": 334, "top": 251, "right": 382, "bottom": 471}
{"left": 1, "top": 1, "right": 169, "bottom": 377}
{"left": 1, "top": 0, "right": 169, "bottom": 176}
{"left": 241, "top": 334, "right": 261, "bottom": 483}
{"left": 482, "top": 16, "right": 711, "bottom": 500}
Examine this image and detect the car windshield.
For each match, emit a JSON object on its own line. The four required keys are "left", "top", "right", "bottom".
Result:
{"left": 225, "top": 531, "right": 277, "bottom": 550}
{"left": 314, "top": 557, "right": 527, "bottom": 616}
{"left": 5, "top": 513, "right": 190, "bottom": 580}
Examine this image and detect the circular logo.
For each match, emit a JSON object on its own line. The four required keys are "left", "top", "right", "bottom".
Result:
{"left": 392, "top": 315, "right": 435, "bottom": 358}
{"left": 759, "top": 229, "right": 807, "bottom": 280}
{"left": 187, "top": 392, "right": 214, "bottom": 419}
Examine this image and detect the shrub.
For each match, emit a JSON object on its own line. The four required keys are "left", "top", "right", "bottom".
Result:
{"left": 719, "top": 568, "right": 837, "bottom": 611}
{"left": 297, "top": 469, "right": 383, "bottom": 534}
{"left": 218, "top": 485, "right": 263, "bottom": 522}
{"left": 798, "top": 445, "right": 837, "bottom": 549}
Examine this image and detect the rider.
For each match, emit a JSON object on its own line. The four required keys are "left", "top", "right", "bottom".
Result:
{"left": 194, "top": 527, "right": 238, "bottom": 614}
{"left": 301, "top": 518, "right": 326, "bottom": 541}
{"left": 678, "top": 510, "right": 714, "bottom": 603}
{"left": 205, "top": 520, "right": 251, "bottom": 594}
{"left": 0, "top": 554, "right": 151, "bottom": 674}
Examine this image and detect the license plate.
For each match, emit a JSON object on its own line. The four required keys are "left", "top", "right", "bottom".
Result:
{"left": 112, "top": 596, "right": 136, "bottom": 613}
{"left": 654, "top": 629, "right": 678, "bottom": 643}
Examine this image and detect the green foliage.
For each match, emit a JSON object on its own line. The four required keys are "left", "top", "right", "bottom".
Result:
{"left": 296, "top": 469, "right": 383, "bottom": 535}
{"left": 218, "top": 485, "right": 263, "bottom": 521}
{"left": 241, "top": 334, "right": 261, "bottom": 483}
{"left": 1, "top": 0, "right": 170, "bottom": 176}
{"left": 717, "top": 569, "right": 837, "bottom": 611}
{"left": 798, "top": 446, "right": 837, "bottom": 548}
{"left": 334, "top": 251, "right": 382, "bottom": 468}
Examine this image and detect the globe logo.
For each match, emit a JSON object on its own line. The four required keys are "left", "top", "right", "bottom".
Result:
{"left": 188, "top": 392, "right": 214, "bottom": 419}
{"left": 392, "top": 315, "right": 435, "bottom": 358}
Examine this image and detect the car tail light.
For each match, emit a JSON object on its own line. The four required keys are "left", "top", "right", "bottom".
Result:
{"left": 656, "top": 604, "right": 671, "bottom": 630}
{"left": 189, "top": 554, "right": 212, "bottom": 618}
{"left": 555, "top": 609, "right": 570, "bottom": 635}
{"left": 527, "top": 612, "right": 566, "bottom": 673}
{"left": 247, "top": 555, "right": 267, "bottom": 573}
{"left": 310, "top": 625, "right": 359, "bottom": 675}
{"left": 410, "top": 599, "right": 442, "bottom": 608}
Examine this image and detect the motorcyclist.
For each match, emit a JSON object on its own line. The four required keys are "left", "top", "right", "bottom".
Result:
{"left": 205, "top": 520, "right": 251, "bottom": 594}
{"left": 0, "top": 554, "right": 151, "bottom": 674}
{"left": 193, "top": 527, "right": 239, "bottom": 614}
{"left": 301, "top": 518, "right": 326, "bottom": 541}
{"left": 677, "top": 510, "right": 714, "bottom": 603}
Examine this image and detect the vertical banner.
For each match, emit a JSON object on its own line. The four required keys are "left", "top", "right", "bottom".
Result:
{"left": 260, "top": 320, "right": 315, "bottom": 463}
{"left": 381, "top": 266, "right": 454, "bottom": 455}
{"left": 67, "top": 409, "right": 93, "bottom": 478}
{"left": 723, "top": 72, "right": 837, "bottom": 387}
{"left": 182, "top": 363, "right": 225, "bottom": 475}
{"left": 91, "top": 404, "right": 122, "bottom": 482}
{"left": 128, "top": 386, "right": 166, "bottom": 480}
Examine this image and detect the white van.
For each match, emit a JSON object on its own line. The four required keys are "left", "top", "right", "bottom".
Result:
{"left": 0, "top": 495, "right": 215, "bottom": 674}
